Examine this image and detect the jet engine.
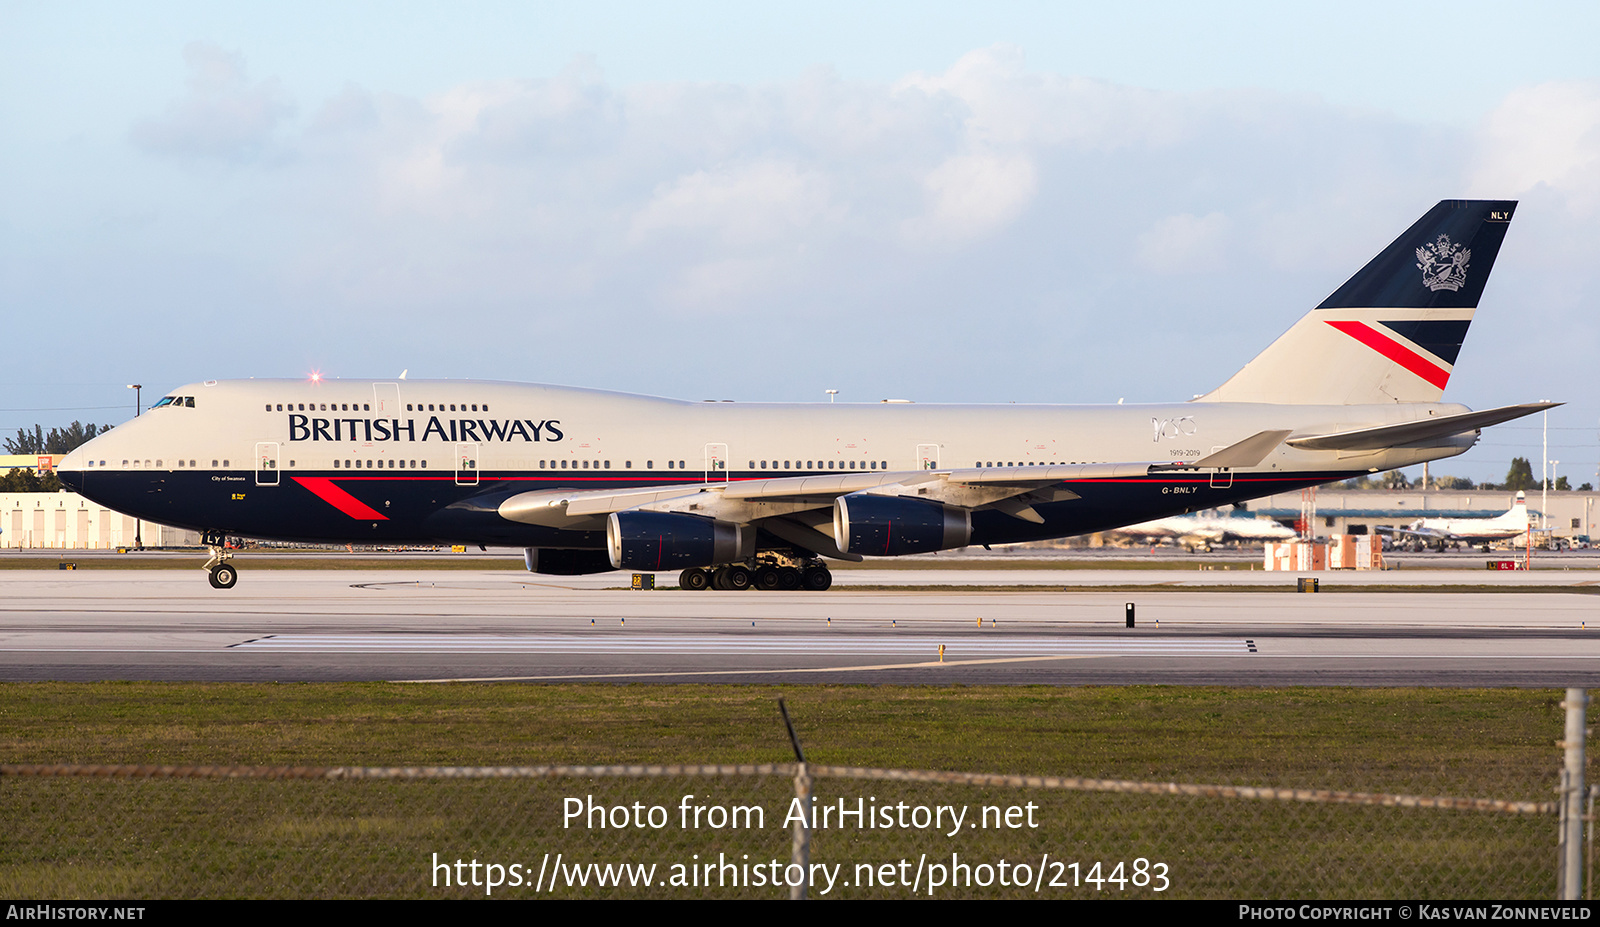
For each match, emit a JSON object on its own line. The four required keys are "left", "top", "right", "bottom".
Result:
{"left": 833, "top": 494, "right": 972, "bottom": 556}
{"left": 606, "top": 511, "right": 749, "bottom": 571}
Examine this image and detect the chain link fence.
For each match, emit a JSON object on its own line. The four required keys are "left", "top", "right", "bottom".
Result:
{"left": 0, "top": 756, "right": 1572, "bottom": 899}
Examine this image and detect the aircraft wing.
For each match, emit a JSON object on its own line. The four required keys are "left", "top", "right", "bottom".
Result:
{"left": 1387, "top": 525, "right": 1449, "bottom": 540}
{"left": 499, "top": 464, "right": 1111, "bottom": 529}
{"left": 497, "top": 427, "right": 1296, "bottom": 534}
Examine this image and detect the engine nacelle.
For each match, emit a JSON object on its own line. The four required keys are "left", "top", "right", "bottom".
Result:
{"left": 523, "top": 548, "right": 615, "bottom": 575}
{"left": 833, "top": 494, "right": 972, "bottom": 556}
{"left": 606, "top": 511, "right": 748, "bottom": 570}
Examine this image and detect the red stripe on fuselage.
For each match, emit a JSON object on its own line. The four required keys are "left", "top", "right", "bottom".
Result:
{"left": 292, "top": 476, "right": 390, "bottom": 520}
{"left": 1324, "top": 320, "right": 1451, "bottom": 389}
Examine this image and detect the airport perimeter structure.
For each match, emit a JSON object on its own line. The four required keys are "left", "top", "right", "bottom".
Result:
{"left": 6, "top": 556, "right": 1599, "bottom": 898}
{"left": 0, "top": 690, "right": 1589, "bottom": 900}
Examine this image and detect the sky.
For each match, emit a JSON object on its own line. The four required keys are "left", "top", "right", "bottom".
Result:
{"left": 3, "top": 1, "right": 1599, "bottom": 485}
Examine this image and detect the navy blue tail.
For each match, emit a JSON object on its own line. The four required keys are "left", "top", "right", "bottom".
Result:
{"left": 1316, "top": 200, "right": 1516, "bottom": 310}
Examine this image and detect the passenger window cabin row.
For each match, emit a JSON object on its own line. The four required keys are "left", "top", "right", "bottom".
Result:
{"left": 260, "top": 402, "right": 491, "bottom": 413}
{"left": 86, "top": 456, "right": 1084, "bottom": 472}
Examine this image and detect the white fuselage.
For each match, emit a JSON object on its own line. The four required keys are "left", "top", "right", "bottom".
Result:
{"left": 57, "top": 378, "right": 1477, "bottom": 555}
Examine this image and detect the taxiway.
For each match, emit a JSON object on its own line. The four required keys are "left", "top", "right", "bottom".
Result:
{"left": 3, "top": 569, "right": 1598, "bottom": 684}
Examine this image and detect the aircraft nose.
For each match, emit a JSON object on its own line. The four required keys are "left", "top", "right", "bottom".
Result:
{"left": 57, "top": 447, "right": 86, "bottom": 491}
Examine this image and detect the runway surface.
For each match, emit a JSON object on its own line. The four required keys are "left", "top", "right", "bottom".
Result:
{"left": 4, "top": 568, "right": 1600, "bottom": 684}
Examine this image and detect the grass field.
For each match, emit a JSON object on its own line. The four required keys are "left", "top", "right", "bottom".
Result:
{"left": 0, "top": 683, "right": 1563, "bottom": 788}
{"left": 0, "top": 684, "right": 1568, "bottom": 898}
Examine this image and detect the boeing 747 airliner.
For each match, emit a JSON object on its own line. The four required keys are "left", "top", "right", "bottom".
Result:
{"left": 59, "top": 200, "right": 1552, "bottom": 590}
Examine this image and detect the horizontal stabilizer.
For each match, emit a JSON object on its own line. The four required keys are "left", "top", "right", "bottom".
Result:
{"left": 1196, "top": 430, "right": 1293, "bottom": 468}
{"left": 1148, "top": 430, "right": 1293, "bottom": 471}
{"left": 1286, "top": 402, "right": 1559, "bottom": 451}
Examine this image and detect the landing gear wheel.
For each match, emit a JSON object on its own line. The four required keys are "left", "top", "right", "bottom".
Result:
{"left": 718, "top": 564, "right": 753, "bottom": 591}
{"left": 679, "top": 568, "right": 710, "bottom": 591}
{"left": 778, "top": 567, "right": 802, "bottom": 590}
{"left": 802, "top": 567, "right": 832, "bottom": 591}
{"left": 201, "top": 533, "right": 236, "bottom": 590}
{"left": 754, "top": 566, "right": 782, "bottom": 591}
{"left": 208, "top": 563, "right": 238, "bottom": 589}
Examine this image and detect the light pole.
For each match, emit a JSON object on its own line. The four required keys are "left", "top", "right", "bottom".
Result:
{"left": 126, "top": 384, "right": 142, "bottom": 549}
{"left": 1553, "top": 461, "right": 1561, "bottom": 540}
{"left": 825, "top": 390, "right": 838, "bottom": 403}
{"left": 1543, "top": 404, "right": 1550, "bottom": 532}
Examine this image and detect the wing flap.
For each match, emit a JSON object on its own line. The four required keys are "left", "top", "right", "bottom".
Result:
{"left": 500, "top": 460, "right": 1167, "bottom": 527}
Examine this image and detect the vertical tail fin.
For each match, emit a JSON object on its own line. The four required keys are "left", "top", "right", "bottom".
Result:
{"left": 1199, "top": 200, "right": 1516, "bottom": 404}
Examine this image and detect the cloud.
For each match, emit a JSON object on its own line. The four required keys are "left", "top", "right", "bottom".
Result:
{"left": 902, "top": 153, "right": 1037, "bottom": 245}
{"left": 308, "top": 84, "right": 378, "bottom": 136}
{"left": 73, "top": 44, "right": 1600, "bottom": 473}
{"left": 130, "top": 42, "right": 294, "bottom": 163}
{"left": 1136, "top": 212, "right": 1233, "bottom": 273}
{"left": 629, "top": 161, "right": 838, "bottom": 247}
{"left": 1470, "top": 81, "right": 1600, "bottom": 214}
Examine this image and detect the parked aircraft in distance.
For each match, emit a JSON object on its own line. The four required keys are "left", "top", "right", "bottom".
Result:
{"left": 59, "top": 200, "right": 1555, "bottom": 590}
{"left": 1107, "top": 510, "right": 1297, "bottom": 550}
{"left": 1384, "top": 491, "right": 1530, "bottom": 550}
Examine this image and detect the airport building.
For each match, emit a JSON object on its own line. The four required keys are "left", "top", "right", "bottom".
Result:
{"left": 0, "top": 454, "right": 63, "bottom": 473}
{"left": 1, "top": 491, "right": 198, "bottom": 549}
{"left": 1250, "top": 488, "right": 1600, "bottom": 543}
{"left": 4, "top": 484, "right": 1597, "bottom": 551}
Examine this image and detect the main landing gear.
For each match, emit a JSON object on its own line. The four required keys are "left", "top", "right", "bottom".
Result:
{"left": 679, "top": 557, "right": 832, "bottom": 591}
{"left": 202, "top": 531, "right": 237, "bottom": 589}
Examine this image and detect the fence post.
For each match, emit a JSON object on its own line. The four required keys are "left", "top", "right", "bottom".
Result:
{"left": 1588, "top": 784, "right": 1597, "bottom": 901}
{"left": 792, "top": 761, "right": 813, "bottom": 900}
{"left": 779, "top": 698, "right": 811, "bottom": 900}
{"left": 1559, "top": 688, "right": 1588, "bottom": 899}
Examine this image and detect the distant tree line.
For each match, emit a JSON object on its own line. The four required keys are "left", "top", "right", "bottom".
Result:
{"left": 1340, "top": 457, "right": 1590, "bottom": 492}
{"left": 0, "top": 468, "right": 61, "bottom": 492}
{"left": 4, "top": 422, "right": 111, "bottom": 455}
{"left": 1, "top": 421, "right": 110, "bottom": 493}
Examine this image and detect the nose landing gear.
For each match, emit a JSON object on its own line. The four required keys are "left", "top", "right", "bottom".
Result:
{"left": 202, "top": 531, "right": 238, "bottom": 589}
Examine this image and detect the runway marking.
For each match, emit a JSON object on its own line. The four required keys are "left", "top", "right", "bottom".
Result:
{"left": 231, "top": 633, "right": 1256, "bottom": 656}
{"left": 398, "top": 653, "right": 1104, "bottom": 683}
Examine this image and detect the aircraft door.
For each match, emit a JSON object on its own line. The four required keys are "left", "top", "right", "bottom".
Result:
{"left": 455, "top": 443, "right": 480, "bottom": 486}
{"left": 1208, "top": 446, "right": 1233, "bottom": 489}
{"left": 255, "top": 442, "right": 280, "bottom": 486}
{"left": 704, "top": 443, "right": 729, "bottom": 483}
{"left": 373, "top": 382, "right": 401, "bottom": 415}
{"left": 916, "top": 444, "right": 941, "bottom": 470}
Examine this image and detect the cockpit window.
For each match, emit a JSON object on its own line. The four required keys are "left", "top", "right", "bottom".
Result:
{"left": 184, "top": 397, "right": 195, "bottom": 408}
{"left": 152, "top": 397, "right": 176, "bottom": 409}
